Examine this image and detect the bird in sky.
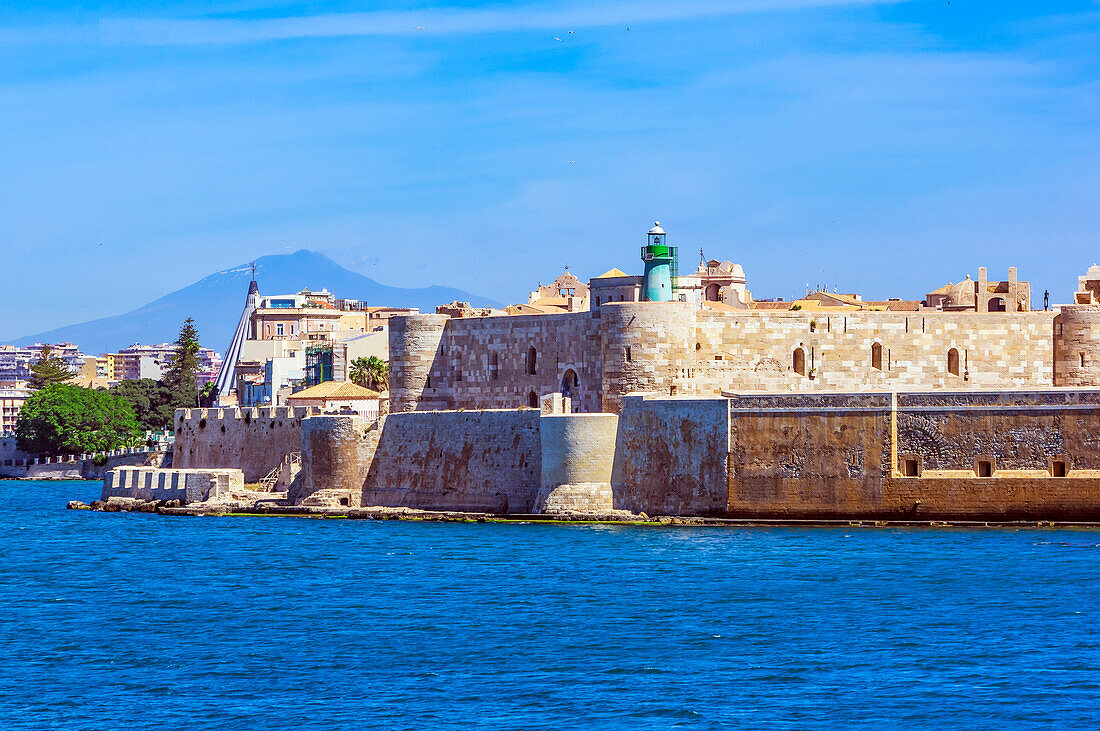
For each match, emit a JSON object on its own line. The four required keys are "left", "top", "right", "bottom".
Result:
{"left": 552, "top": 36, "right": 563, "bottom": 42}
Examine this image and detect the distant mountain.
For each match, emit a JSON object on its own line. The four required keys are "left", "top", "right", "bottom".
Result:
{"left": 13, "top": 249, "right": 503, "bottom": 355}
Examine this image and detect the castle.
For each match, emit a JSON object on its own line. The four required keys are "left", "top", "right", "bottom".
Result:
{"left": 386, "top": 222, "right": 1100, "bottom": 415}
{"left": 104, "top": 226, "right": 1100, "bottom": 521}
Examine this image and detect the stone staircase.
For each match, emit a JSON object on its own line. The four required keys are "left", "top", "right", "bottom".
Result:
{"left": 258, "top": 452, "right": 302, "bottom": 492}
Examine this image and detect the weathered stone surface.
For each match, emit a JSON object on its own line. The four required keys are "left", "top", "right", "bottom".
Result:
{"left": 172, "top": 406, "right": 317, "bottom": 482}
{"left": 102, "top": 467, "right": 245, "bottom": 504}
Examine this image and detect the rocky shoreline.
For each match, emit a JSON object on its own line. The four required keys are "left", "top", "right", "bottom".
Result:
{"left": 67, "top": 497, "right": 1100, "bottom": 528}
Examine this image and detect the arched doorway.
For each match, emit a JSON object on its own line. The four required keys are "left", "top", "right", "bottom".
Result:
{"left": 527, "top": 391, "right": 538, "bottom": 408}
{"left": 793, "top": 348, "right": 806, "bottom": 376}
{"left": 705, "top": 283, "right": 721, "bottom": 301}
{"left": 562, "top": 369, "right": 579, "bottom": 399}
{"left": 871, "top": 342, "right": 883, "bottom": 370}
{"left": 947, "top": 348, "right": 960, "bottom": 376}
{"left": 989, "top": 297, "right": 1006, "bottom": 312}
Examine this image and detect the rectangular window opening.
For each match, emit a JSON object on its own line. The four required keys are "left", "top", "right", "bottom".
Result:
{"left": 1053, "top": 460, "right": 1067, "bottom": 478}
{"left": 977, "top": 460, "right": 993, "bottom": 478}
{"left": 903, "top": 458, "right": 919, "bottom": 477}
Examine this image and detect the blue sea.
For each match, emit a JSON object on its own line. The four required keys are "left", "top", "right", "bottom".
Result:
{"left": 3, "top": 479, "right": 1100, "bottom": 729}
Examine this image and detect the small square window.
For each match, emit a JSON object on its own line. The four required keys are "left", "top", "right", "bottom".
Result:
{"left": 903, "top": 458, "right": 919, "bottom": 477}
{"left": 1052, "top": 460, "right": 1067, "bottom": 478}
{"left": 977, "top": 460, "right": 993, "bottom": 478}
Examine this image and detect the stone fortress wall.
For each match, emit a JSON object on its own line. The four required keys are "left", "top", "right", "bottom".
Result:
{"left": 173, "top": 405, "right": 318, "bottom": 482}
{"left": 281, "top": 389, "right": 1100, "bottom": 520}
{"left": 388, "top": 302, "right": 1088, "bottom": 415}
{"left": 166, "top": 300, "right": 1100, "bottom": 520}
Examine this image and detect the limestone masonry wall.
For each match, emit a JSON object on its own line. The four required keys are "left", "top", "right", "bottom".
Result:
{"left": 727, "top": 390, "right": 1100, "bottom": 519}
{"left": 612, "top": 395, "right": 730, "bottom": 516}
{"left": 695, "top": 310, "right": 1056, "bottom": 394}
{"left": 296, "top": 410, "right": 544, "bottom": 513}
{"left": 173, "top": 406, "right": 317, "bottom": 482}
{"left": 537, "top": 413, "right": 619, "bottom": 514}
{"left": 293, "top": 388, "right": 1100, "bottom": 520}
{"left": 390, "top": 304, "right": 1085, "bottom": 415}
{"left": 102, "top": 467, "right": 243, "bottom": 503}
{"left": 390, "top": 312, "right": 602, "bottom": 413}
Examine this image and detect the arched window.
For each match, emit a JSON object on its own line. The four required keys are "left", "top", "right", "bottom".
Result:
{"left": 793, "top": 348, "right": 806, "bottom": 376}
{"left": 595, "top": 296, "right": 601, "bottom": 306}
{"left": 528, "top": 391, "right": 538, "bottom": 408}
{"left": 871, "top": 342, "right": 883, "bottom": 371}
{"left": 989, "top": 297, "right": 1006, "bottom": 313}
{"left": 948, "top": 348, "right": 960, "bottom": 376}
{"left": 489, "top": 351, "right": 499, "bottom": 381}
{"left": 526, "top": 346, "right": 537, "bottom": 376}
{"left": 562, "top": 369, "right": 579, "bottom": 398}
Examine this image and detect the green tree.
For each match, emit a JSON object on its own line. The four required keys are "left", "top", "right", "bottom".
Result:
{"left": 108, "top": 378, "right": 177, "bottom": 432}
{"left": 350, "top": 356, "right": 388, "bottom": 391}
{"left": 198, "top": 381, "right": 217, "bottom": 408}
{"left": 162, "top": 318, "right": 202, "bottom": 408}
{"left": 27, "top": 345, "right": 75, "bottom": 390}
{"left": 16, "top": 384, "right": 142, "bottom": 456}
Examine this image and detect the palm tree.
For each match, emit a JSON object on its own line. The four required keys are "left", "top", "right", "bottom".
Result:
{"left": 350, "top": 356, "right": 388, "bottom": 391}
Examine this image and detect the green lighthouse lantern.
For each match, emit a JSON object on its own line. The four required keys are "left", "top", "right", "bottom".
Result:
{"left": 641, "top": 221, "right": 677, "bottom": 302}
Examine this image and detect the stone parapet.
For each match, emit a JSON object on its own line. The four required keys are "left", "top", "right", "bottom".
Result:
{"left": 102, "top": 467, "right": 244, "bottom": 504}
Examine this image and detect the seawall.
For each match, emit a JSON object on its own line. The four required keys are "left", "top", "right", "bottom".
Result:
{"left": 290, "top": 389, "right": 1100, "bottom": 520}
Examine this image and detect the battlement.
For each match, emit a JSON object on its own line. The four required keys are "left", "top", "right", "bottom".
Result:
{"left": 173, "top": 405, "right": 318, "bottom": 481}
{"left": 175, "top": 405, "right": 318, "bottom": 424}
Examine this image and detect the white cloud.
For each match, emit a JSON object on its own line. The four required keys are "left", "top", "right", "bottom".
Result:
{"left": 93, "top": 0, "right": 905, "bottom": 46}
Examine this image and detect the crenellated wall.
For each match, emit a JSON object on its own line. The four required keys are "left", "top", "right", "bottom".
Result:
{"left": 172, "top": 406, "right": 318, "bottom": 482}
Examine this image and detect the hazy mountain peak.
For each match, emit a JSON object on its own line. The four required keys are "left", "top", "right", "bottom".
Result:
{"left": 13, "top": 250, "right": 502, "bottom": 355}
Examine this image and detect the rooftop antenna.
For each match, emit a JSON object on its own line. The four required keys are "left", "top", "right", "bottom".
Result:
{"left": 250, "top": 261, "right": 257, "bottom": 282}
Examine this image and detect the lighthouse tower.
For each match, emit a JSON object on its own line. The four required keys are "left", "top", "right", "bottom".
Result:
{"left": 641, "top": 221, "right": 677, "bottom": 302}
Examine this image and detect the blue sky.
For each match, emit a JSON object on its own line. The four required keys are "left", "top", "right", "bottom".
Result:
{"left": 2, "top": 0, "right": 1099, "bottom": 339}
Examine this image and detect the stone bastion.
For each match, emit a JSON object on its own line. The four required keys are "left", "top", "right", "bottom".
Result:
{"left": 169, "top": 388, "right": 1100, "bottom": 520}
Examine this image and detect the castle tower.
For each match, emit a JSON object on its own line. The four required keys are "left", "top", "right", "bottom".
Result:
{"left": 388, "top": 314, "right": 448, "bottom": 412}
{"left": 213, "top": 275, "right": 260, "bottom": 406}
{"left": 641, "top": 222, "right": 677, "bottom": 302}
{"left": 1054, "top": 306, "right": 1100, "bottom": 387}
{"left": 599, "top": 300, "right": 694, "bottom": 412}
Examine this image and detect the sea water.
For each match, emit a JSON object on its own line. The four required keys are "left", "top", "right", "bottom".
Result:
{"left": 2, "top": 479, "right": 1100, "bottom": 729}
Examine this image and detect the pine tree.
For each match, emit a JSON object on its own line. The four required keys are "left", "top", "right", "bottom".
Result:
{"left": 162, "top": 318, "right": 202, "bottom": 408}
{"left": 28, "top": 345, "right": 75, "bottom": 390}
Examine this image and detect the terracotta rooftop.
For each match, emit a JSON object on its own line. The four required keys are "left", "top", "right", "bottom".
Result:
{"left": 286, "top": 380, "right": 382, "bottom": 401}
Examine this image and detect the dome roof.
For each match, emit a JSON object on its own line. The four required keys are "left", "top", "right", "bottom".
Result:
{"left": 648, "top": 221, "right": 665, "bottom": 235}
